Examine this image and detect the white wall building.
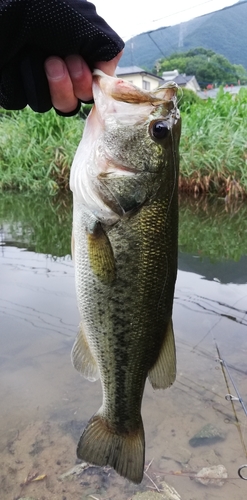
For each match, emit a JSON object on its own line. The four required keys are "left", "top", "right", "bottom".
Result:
{"left": 116, "top": 66, "right": 163, "bottom": 91}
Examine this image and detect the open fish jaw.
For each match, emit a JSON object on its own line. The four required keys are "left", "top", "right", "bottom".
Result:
{"left": 70, "top": 73, "right": 180, "bottom": 224}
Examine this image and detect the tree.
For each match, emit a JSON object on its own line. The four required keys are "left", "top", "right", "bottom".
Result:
{"left": 233, "top": 64, "right": 247, "bottom": 84}
{"left": 157, "top": 48, "right": 247, "bottom": 88}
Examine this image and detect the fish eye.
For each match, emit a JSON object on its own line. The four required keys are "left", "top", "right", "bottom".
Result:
{"left": 151, "top": 121, "right": 170, "bottom": 140}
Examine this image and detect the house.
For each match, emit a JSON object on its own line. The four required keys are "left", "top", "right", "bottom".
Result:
{"left": 197, "top": 84, "right": 247, "bottom": 99}
{"left": 116, "top": 66, "right": 163, "bottom": 91}
{"left": 162, "top": 70, "right": 180, "bottom": 81}
{"left": 174, "top": 74, "right": 201, "bottom": 92}
{"left": 162, "top": 71, "right": 201, "bottom": 93}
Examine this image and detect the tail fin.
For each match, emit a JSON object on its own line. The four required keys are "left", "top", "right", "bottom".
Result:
{"left": 77, "top": 413, "right": 145, "bottom": 484}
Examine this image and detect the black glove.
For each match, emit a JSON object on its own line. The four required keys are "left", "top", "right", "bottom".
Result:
{"left": 0, "top": 0, "right": 124, "bottom": 113}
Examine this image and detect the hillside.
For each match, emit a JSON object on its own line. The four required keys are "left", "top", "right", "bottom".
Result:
{"left": 120, "top": 2, "right": 247, "bottom": 71}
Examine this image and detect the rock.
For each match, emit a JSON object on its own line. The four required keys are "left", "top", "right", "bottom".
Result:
{"left": 160, "top": 481, "right": 181, "bottom": 500}
{"left": 173, "top": 446, "right": 192, "bottom": 466}
{"left": 189, "top": 424, "right": 226, "bottom": 447}
{"left": 131, "top": 483, "right": 182, "bottom": 500}
{"left": 18, "top": 498, "right": 37, "bottom": 500}
{"left": 189, "top": 449, "right": 219, "bottom": 470}
{"left": 59, "top": 420, "right": 84, "bottom": 442}
{"left": 59, "top": 462, "right": 90, "bottom": 480}
{"left": 194, "top": 464, "right": 228, "bottom": 487}
{"left": 131, "top": 492, "right": 163, "bottom": 499}
{"left": 160, "top": 446, "right": 191, "bottom": 467}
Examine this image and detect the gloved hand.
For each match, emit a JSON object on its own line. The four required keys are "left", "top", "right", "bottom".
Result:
{"left": 0, "top": 0, "right": 124, "bottom": 114}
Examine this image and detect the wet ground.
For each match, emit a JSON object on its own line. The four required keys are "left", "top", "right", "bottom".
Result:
{"left": 0, "top": 194, "right": 247, "bottom": 500}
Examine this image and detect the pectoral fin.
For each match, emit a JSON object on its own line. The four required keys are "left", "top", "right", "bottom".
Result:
{"left": 148, "top": 318, "right": 176, "bottom": 389}
{"left": 87, "top": 220, "right": 115, "bottom": 284}
{"left": 71, "top": 322, "right": 99, "bottom": 382}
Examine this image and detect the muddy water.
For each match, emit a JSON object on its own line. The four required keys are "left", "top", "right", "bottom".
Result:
{"left": 0, "top": 194, "right": 247, "bottom": 500}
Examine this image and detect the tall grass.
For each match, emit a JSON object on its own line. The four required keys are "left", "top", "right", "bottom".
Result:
{"left": 0, "top": 107, "right": 83, "bottom": 193}
{"left": 0, "top": 88, "right": 247, "bottom": 196}
{"left": 180, "top": 87, "right": 247, "bottom": 197}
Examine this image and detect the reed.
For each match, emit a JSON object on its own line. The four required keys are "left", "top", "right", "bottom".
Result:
{"left": 0, "top": 89, "right": 246, "bottom": 197}
{"left": 0, "top": 106, "right": 83, "bottom": 193}
{"left": 179, "top": 87, "right": 247, "bottom": 198}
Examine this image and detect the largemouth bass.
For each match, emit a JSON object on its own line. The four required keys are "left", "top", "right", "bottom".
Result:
{"left": 70, "top": 71, "right": 181, "bottom": 484}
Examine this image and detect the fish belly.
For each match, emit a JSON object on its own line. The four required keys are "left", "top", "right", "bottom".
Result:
{"left": 72, "top": 196, "right": 177, "bottom": 483}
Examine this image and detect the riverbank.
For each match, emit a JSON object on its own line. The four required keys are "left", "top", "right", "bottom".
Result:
{"left": 0, "top": 87, "right": 246, "bottom": 198}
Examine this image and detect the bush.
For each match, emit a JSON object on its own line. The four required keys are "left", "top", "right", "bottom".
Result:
{"left": 178, "top": 87, "right": 202, "bottom": 112}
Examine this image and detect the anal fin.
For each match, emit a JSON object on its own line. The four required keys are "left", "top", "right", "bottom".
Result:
{"left": 71, "top": 322, "right": 99, "bottom": 382}
{"left": 148, "top": 318, "right": 176, "bottom": 389}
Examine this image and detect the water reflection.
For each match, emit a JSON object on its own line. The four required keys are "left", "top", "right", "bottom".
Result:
{"left": 0, "top": 193, "right": 246, "bottom": 500}
{"left": 0, "top": 193, "right": 72, "bottom": 256}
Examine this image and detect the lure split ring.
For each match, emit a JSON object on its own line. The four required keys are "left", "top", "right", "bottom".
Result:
{"left": 238, "top": 465, "right": 247, "bottom": 480}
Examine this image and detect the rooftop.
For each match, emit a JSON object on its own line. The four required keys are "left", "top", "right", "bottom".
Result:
{"left": 116, "top": 66, "right": 162, "bottom": 80}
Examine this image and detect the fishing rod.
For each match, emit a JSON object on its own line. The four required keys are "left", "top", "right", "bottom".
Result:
{"left": 215, "top": 341, "right": 247, "bottom": 480}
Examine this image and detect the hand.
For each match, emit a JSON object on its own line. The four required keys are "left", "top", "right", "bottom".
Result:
{"left": 0, "top": 0, "right": 124, "bottom": 113}
{"left": 44, "top": 51, "right": 123, "bottom": 114}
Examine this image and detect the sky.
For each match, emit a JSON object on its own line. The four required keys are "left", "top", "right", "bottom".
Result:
{"left": 93, "top": 0, "right": 239, "bottom": 40}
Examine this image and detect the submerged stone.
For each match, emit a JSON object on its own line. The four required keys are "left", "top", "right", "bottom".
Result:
{"left": 160, "top": 481, "right": 181, "bottom": 500}
{"left": 59, "top": 419, "right": 84, "bottom": 442}
{"left": 160, "top": 446, "right": 191, "bottom": 467}
{"left": 131, "top": 492, "right": 164, "bottom": 499}
{"left": 132, "top": 483, "right": 182, "bottom": 500}
{"left": 189, "top": 423, "right": 226, "bottom": 447}
{"left": 194, "top": 464, "right": 228, "bottom": 486}
{"left": 59, "top": 462, "right": 90, "bottom": 480}
{"left": 18, "top": 498, "right": 37, "bottom": 500}
{"left": 189, "top": 449, "right": 219, "bottom": 470}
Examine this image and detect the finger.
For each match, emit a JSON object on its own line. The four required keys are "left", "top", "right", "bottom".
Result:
{"left": 44, "top": 57, "right": 79, "bottom": 113}
{"left": 95, "top": 50, "right": 124, "bottom": 77}
{"left": 65, "top": 55, "right": 93, "bottom": 102}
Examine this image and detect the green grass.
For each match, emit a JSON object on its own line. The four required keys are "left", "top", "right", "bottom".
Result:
{"left": 180, "top": 87, "right": 247, "bottom": 197}
{"left": 0, "top": 106, "right": 83, "bottom": 194}
{"left": 0, "top": 88, "right": 247, "bottom": 197}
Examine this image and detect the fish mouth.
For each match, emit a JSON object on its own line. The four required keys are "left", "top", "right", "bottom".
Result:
{"left": 92, "top": 70, "right": 180, "bottom": 130}
{"left": 93, "top": 69, "right": 179, "bottom": 106}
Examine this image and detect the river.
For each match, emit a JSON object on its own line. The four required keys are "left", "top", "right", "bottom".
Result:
{"left": 0, "top": 193, "right": 246, "bottom": 500}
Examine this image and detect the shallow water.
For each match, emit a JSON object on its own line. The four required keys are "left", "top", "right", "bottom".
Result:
{"left": 0, "top": 194, "right": 247, "bottom": 500}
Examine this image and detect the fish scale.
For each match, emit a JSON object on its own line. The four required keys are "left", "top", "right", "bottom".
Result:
{"left": 70, "top": 72, "right": 181, "bottom": 483}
